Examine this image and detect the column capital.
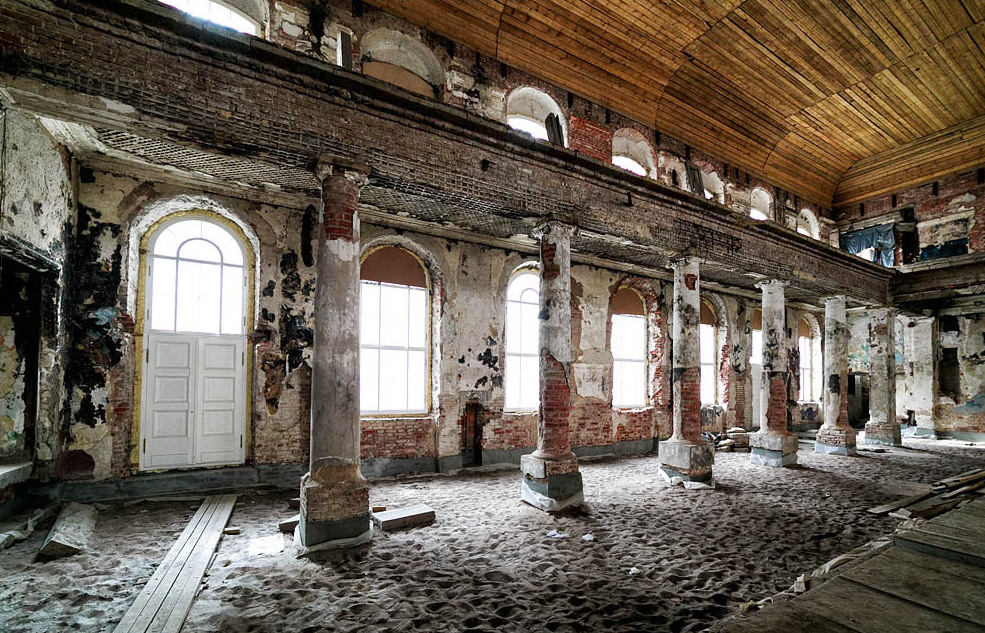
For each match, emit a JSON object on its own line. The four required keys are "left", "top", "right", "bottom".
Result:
{"left": 316, "top": 155, "right": 371, "bottom": 184}
{"left": 821, "top": 294, "right": 848, "bottom": 306}
{"left": 754, "top": 279, "right": 788, "bottom": 291}
{"left": 532, "top": 220, "right": 577, "bottom": 241}
{"left": 667, "top": 255, "right": 703, "bottom": 271}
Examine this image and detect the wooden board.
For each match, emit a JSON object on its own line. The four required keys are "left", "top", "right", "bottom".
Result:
{"left": 112, "top": 494, "right": 237, "bottom": 633}
{"left": 841, "top": 548, "right": 985, "bottom": 624}
{"left": 896, "top": 528, "right": 985, "bottom": 568}
{"left": 797, "top": 577, "right": 984, "bottom": 633}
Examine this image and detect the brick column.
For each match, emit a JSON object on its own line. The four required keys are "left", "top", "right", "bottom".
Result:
{"left": 815, "top": 295, "right": 857, "bottom": 455}
{"left": 519, "top": 221, "right": 584, "bottom": 511}
{"left": 750, "top": 280, "right": 798, "bottom": 466}
{"left": 298, "top": 157, "right": 372, "bottom": 550}
{"left": 658, "top": 257, "right": 714, "bottom": 485}
{"left": 865, "top": 308, "right": 900, "bottom": 446}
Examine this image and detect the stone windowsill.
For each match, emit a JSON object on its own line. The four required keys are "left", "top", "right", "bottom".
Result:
{"left": 0, "top": 462, "right": 33, "bottom": 490}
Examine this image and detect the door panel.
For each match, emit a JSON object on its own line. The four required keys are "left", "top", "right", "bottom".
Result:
{"left": 142, "top": 334, "right": 245, "bottom": 470}
{"left": 196, "top": 336, "right": 244, "bottom": 465}
{"left": 143, "top": 334, "right": 195, "bottom": 468}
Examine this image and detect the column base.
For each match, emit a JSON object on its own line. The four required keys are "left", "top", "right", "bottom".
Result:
{"left": 864, "top": 419, "right": 901, "bottom": 447}
{"left": 298, "top": 472, "right": 371, "bottom": 549}
{"left": 519, "top": 453, "right": 584, "bottom": 512}
{"left": 814, "top": 427, "right": 857, "bottom": 456}
{"left": 658, "top": 439, "right": 714, "bottom": 483}
{"left": 750, "top": 432, "right": 799, "bottom": 467}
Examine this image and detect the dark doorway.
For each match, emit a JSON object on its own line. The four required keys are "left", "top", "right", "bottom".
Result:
{"left": 939, "top": 348, "right": 961, "bottom": 403}
{"left": 0, "top": 257, "right": 42, "bottom": 463}
{"left": 847, "top": 373, "right": 870, "bottom": 429}
{"left": 460, "top": 403, "right": 484, "bottom": 467}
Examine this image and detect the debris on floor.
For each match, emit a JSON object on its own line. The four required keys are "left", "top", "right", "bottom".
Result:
{"left": 867, "top": 467, "right": 985, "bottom": 519}
{"left": 371, "top": 504, "right": 435, "bottom": 531}
{"left": 278, "top": 515, "right": 300, "bottom": 533}
{"left": 0, "top": 504, "right": 58, "bottom": 550}
{"left": 248, "top": 534, "right": 285, "bottom": 556}
{"left": 38, "top": 502, "right": 97, "bottom": 559}
{"left": 546, "top": 530, "right": 569, "bottom": 539}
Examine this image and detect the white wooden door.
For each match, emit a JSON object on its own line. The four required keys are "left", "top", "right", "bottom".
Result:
{"left": 142, "top": 332, "right": 245, "bottom": 470}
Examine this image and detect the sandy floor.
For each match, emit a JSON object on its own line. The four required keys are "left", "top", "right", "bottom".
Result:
{"left": 2, "top": 438, "right": 984, "bottom": 633}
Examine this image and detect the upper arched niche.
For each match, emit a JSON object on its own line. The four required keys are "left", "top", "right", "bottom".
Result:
{"left": 612, "top": 129, "right": 655, "bottom": 178}
{"left": 797, "top": 209, "right": 820, "bottom": 239}
{"left": 159, "top": 0, "right": 264, "bottom": 34}
{"left": 750, "top": 187, "right": 772, "bottom": 221}
{"left": 506, "top": 87, "right": 567, "bottom": 146}
{"left": 360, "top": 29, "right": 444, "bottom": 98}
{"left": 701, "top": 168, "right": 725, "bottom": 204}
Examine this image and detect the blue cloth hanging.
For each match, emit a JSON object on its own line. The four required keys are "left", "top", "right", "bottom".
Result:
{"left": 840, "top": 224, "right": 895, "bottom": 267}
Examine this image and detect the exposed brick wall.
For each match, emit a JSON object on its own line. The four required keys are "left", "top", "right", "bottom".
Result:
{"left": 569, "top": 115, "right": 612, "bottom": 163}
{"left": 613, "top": 408, "right": 653, "bottom": 443}
{"left": 483, "top": 411, "right": 537, "bottom": 450}
{"left": 361, "top": 417, "right": 436, "bottom": 459}
{"left": 570, "top": 400, "right": 612, "bottom": 447}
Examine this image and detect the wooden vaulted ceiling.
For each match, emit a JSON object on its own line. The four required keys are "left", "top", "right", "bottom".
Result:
{"left": 366, "top": 0, "right": 985, "bottom": 210}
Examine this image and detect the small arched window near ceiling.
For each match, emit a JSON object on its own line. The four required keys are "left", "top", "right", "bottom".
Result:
{"left": 506, "top": 87, "right": 566, "bottom": 146}
{"left": 702, "top": 169, "right": 725, "bottom": 204}
{"left": 797, "top": 209, "right": 820, "bottom": 239}
{"left": 505, "top": 270, "right": 541, "bottom": 410}
{"left": 149, "top": 218, "right": 247, "bottom": 334}
{"left": 611, "top": 287, "right": 647, "bottom": 407}
{"left": 360, "top": 246, "right": 430, "bottom": 414}
{"left": 750, "top": 188, "right": 772, "bottom": 221}
{"left": 360, "top": 29, "right": 444, "bottom": 98}
{"left": 612, "top": 129, "right": 655, "bottom": 178}
{"left": 699, "top": 300, "right": 723, "bottom": 405}
{"left": 798, "top": 316, "right": 822, "bottom": 402}
{"left": 159, "top": 0, "right": 260, "bottom": 34}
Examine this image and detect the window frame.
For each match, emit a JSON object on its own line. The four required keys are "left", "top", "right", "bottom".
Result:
{"left": 610, "top": 294, "right": 648, "bottom": 408}
{"left": 504, "top": 270, "right": 541, "bottom": 412}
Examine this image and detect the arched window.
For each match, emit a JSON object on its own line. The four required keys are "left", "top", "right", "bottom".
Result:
{"left": 360, "top": 29, "right": 444, "bottom": 98}
{"left": 699, "top": 300, "right": 722, "bottom": 405}
{"left": 360, "top": 246, "right": 429, "bottom": 413}
{"left": 506, "top": 87, "right": 566, "bottom": 146}
{"left": 158, "top": 0, "right": 259, "bottom": 34}
{"left": 702, "top": 169, "right": 725, "bottom": 203}
{"left": 149, "top": 217, "right": 247, "bottom": 334}
{"left": 798, "top": 316, "right": 822, "bottom": 402}
{"left": 750, "top": 188, "right": 772, "bottom": 221}
{"left": 611, "top": 287, "right": 647, "bottom": 407}
{"left": 505, "top": 270, "right": 540, "bottom": 410}
{"left": 797, "top": 209, "right": 820, "bottom": 239}
{"left": 612, "top": 129, "right": 655, "bottom": 178}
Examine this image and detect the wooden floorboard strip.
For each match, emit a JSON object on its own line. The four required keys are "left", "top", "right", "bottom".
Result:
{"left": 113, "top": 496, "right": 219, "bottom": 633}
{"left": 112, "top": 495, "right": 235, "bottom": 633}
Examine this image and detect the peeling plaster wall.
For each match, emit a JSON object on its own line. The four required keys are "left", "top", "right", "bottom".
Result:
{"left": 0, "top": 316, "right": 26, "bottom": 458}
{"left": 936, "top": 314, "right": 985, "bottom": 435}
{"left": 0, "top": 111, "right": 73, "bottom": 478}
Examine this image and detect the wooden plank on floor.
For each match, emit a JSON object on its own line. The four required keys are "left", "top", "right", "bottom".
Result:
{"left": 718, "top": 600, "right": 859, "bottom": 633}
{"left": 797, "top": 577, "right": 984, "bottom": 633}
{"left": 841, "top": 548, "right": 985, "bottom": 625}
{"left": 895, "top": 528, "right": 985, "bottom": 568}
{"left": 112, "top": 495, "right": 236, "bottom": 633}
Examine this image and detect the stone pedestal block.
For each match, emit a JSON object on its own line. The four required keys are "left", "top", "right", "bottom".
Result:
{"left": 520, "top": 454, "right": 584, "bottom": 511}
{"left": 864, "top": 418, "right": 901, "bottom": 447}
{"left": 658, "top": 438, "right": 714, "bottom": 482}
{"left": 750, "top": 432, "right": 799, "bottom": 467}
{"left": 299, "top": 472, "right": 371, "bottom": 548}
{"left": 815, "top": 426, "right": 857, "bottom": 455}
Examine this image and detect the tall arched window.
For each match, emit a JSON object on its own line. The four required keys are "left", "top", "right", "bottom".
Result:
{"left": 750, "top": 188, "right": 772, "bottom": 221}
{"left": 149, "top": 218, "right": 246, "bottom": 334}
{"left": 360, "top": 246, "right": 429, "bottom": 413}
{"left": 506, "top": 87, "right": 566, "bottom": 146}
{"left": 611, "top": 287, "right": 646, "bottom": 407}
{"left": 158, "top": 0, "right": 259, "bottom": 34}
{"left": 505, "top": 270, "right": 540, "bottom": 410}
{"left": 702, "top": 169, "right": 725, "bottom": 203}
{"left": 798, "top": 316, "right": 822, "bottom": 402}
{"left": 699, "top": 300, "right": 722, "bottom": 405}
